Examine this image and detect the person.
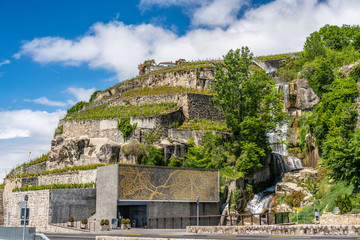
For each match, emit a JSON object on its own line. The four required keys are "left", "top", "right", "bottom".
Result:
{"left": 314, "top": 209, "right": 320, "bottom": 224}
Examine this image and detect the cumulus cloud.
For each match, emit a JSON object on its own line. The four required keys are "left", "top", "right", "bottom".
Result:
{"left": 16, "top": 0, "right": 360, "bottom": 81}
{"left": 192, "top": 0, "right": 248, "bottom": 27}
{"left": 67, "top": 87, "right": 96, "bottom": 102}
{"left": 25, "top": 97, "right": 67, "bottom": 107}
{"left": 0, "top": 59, "right": 10, "bottom": 67}
{"left": 0, "top": 109, "right": 65, "bottom": 182}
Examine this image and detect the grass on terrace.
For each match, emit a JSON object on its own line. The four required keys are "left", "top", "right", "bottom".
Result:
{"left": 13, "top": 182, "right": 96, "bottom": 192}
{"left": 108, "top": 86, "right": 212, "bottom": 100}
{"left": 65, "top": 102, "right": 179, "bottom": 120}
{"left": 177, "top": 119, "right": 231, "bottom": 132}
{"left": 108, "top": 62, "right": 214, "bottom": 91}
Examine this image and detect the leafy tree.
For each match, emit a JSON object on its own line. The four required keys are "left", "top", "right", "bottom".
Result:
{"left": 117, "top": 118, "right": 137, "bottom": 140}
{"left": 304, "top": 31, "right": 326, "bottom": 60}
{"left": 211, "top": 47, "right": 284, "bottom": 174}
{"left": 307, "top": 60, "right": 334, "bottom": 98}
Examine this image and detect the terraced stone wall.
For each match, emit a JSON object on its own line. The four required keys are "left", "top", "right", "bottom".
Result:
{"left": 96, "top": 67, "right": 214, "bottom": 101}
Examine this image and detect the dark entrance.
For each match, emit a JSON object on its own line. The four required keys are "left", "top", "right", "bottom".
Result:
{"left": 117, "top": 201, "right": 148, "bottom": 228}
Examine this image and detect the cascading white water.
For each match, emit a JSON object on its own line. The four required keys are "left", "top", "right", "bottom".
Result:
{"left": 246, "top": 83, "right": 303, "bottom": 214}
{"left": 246, "top": 185, "right": 275, "bottom": 214}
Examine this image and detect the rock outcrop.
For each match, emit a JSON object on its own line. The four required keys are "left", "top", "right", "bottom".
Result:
{"left": 289, "top": 78, "right": 319, "bottom": 111}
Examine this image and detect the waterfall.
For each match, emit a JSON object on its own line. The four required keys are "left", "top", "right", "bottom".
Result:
{"left": 246, "top": 185, "right": 275, "bottom": 214}
{"left": 246, "top": 83, "right": 303, "bottom": 213}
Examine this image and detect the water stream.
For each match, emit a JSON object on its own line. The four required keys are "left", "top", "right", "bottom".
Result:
{"left": 246, "top": 83, "right": 303, "bottom": 214}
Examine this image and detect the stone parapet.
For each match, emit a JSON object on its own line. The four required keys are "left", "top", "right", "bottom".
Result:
{"left": 187, "top": 225, "right": 360, "bottom": 236}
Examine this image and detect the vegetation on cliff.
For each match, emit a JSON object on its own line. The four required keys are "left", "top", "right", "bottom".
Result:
{"left": 211, "top": 47, "right": 285, "bottom": 174}
{"left": 65, "top": 102, "right": 178, "bottom": 120}
{"left": 278, "top": 24, "right": 360, "bottom": 214}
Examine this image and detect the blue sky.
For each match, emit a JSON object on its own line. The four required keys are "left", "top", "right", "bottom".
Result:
{"left": 0, "top": 0, "right": 359, "bottom": 181}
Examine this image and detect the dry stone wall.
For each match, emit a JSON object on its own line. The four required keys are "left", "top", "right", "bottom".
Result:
{"left": 96, "top": 67, "right": 214, "bottom": 101}
{"left": 320, "top": 213, "right": 360, "bottom": 225}
{"left": 187, "top": 225, "right": 360, "bottom": 236}
{"left": 37, "top": 169, "right": 97, "bottom": 186}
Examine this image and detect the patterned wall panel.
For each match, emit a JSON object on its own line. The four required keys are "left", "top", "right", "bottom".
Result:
{"left": 118, "top": 165, "right": 218, "bottom": 201}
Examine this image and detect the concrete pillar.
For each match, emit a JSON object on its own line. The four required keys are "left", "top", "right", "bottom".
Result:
{"left": 96, "top": 164, "right": 118, "bottom": 221}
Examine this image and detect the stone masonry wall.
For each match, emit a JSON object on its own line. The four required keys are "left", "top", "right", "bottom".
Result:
{"left": 4, "top": 190, "right": 51, "bottom": 232}
{"left": 0, "top": 189, "right": 4, "bottom": 225}
{"left": 37, "top": 169, "right": 97, "bottom": 186}
{"left": 104, "top": 93, "right": 223, "bottom": 121}
{"left": 320, "top": 213, "right": 360, "bottom": 225}
{"left": 187, "top": 225, "right": 360, "bottom": 236}
{"left": 96, "top": 67, "right": 214, "bottom": 101}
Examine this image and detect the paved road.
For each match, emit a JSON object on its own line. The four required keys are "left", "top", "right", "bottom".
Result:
{"left": 43, "top": 229, "right": 360, "bottom": 240}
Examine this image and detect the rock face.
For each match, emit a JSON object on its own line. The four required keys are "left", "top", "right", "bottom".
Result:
{"left": 289, "top": 78, "right": 319, "bottom": 111}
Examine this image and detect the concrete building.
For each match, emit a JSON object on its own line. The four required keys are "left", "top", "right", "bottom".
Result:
{"left": 96, "top": 164, "right": 220, "bottom": 228}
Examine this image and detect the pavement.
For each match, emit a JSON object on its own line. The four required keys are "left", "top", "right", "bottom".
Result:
{"left": 42, "top": 228, "right": 360, "bottom": 240}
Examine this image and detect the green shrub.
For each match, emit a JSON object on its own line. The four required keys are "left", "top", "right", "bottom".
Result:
{"left": 285, "top": 191, "right": 306, "bottom": 208}
{"left": 67, "top": 101, "right": 88, "bottom": 114}
{"left": 68, "top": 216, "right": 74, "bottom": 222}
{"left": 167, "top": 156, "right": 183, "bottom": 167}
{"left": 335, "top": 193, "right": 353, "bottom": 214}
{"left": 177, "top": 119, "right": 231, "bottom": 132}
{"left": 54, "top": 126, "right": 63, "bottom": 137}
{"left": 81, "top": 219, "right": 88, "bottom": 225}
{"left": 104, "top": 219, "right": 109, "bottom": 225}
{"left": 143, "top": 128, "right": 162, "bottom": 144}
{"left": 117, "top": 118, "right": 137, "bottom": 140}
{"left": 100, "top": 219, "right": 105, "bottom": 226}
{"left": 125, "top": 218, "right": 131, "bottom": 224}
{"left": 349, "top": 64, "right": 360, "bottom": 82}
{"left": 121, "top": 218, "right": 126, "bottom": 224}
{"left": 138, "top": 145, "right": 164, "bottom": 166}
{"left": 89, "top": 90, "right": 101, "bottom": 102}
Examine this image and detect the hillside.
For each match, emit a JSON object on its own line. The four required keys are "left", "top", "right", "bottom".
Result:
{"left": 2, "top": 24, "right": 360, "bottom": 229}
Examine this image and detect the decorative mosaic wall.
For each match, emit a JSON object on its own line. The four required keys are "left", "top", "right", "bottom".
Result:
{"left": 118, "top": 165, "right": 218, "bottom": 201}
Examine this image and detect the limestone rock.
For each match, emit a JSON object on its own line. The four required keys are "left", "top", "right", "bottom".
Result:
{"left": 289, "top": 78, "right": 319, "bottom": 110}
{"left": 96, "top": 144, "right": 120, "bottom": 163}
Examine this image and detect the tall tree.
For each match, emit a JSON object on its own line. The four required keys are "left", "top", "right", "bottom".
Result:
{"left": 212, "top": 47, "right": 284, "bottom": 174}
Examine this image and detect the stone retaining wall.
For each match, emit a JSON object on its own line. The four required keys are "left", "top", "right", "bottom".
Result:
{"left": 4, "top": 190, "right": 51, "bottom": 232}
{"left": 3, "top": 188, "right": 96, "bottom": 232}
{"left": 106, "top": 93, "right": 223, "bottom": 122}
{"left": 96, "top": 67, "right": 214, "bottom": 101}
{"left": 187, "top": 225, "right": 360, "bottom": 236}
{"left": 320, "top": 213, "right": 360, "bottom": 225}
{"left": 59, "top": 109, "right": 184, "bottom": 141}
{"left": 37, "top": 169, "right": 97, "bottom": 186}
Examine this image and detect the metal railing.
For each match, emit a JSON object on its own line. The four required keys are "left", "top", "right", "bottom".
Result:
{"left": 148, "top": 212, "right": 290, "bottom": 229}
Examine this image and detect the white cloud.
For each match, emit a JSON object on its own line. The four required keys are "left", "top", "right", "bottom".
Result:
{"left": 0, "top": 109, "right": 65, "bottom": 182}
{"left": 67, "top": 87, "right": 96, "bottom": 102}
{"left": 16, "top": 0, "right": 360, "bottom": 81}
{"left": 192, "top": 0, "right": 248, "bottom": 27}
{"left": 25, "top": 97, "right": 67, "bottom": 107}
{"left": 0, "top": 59, "right": 10, "bottom": 67}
